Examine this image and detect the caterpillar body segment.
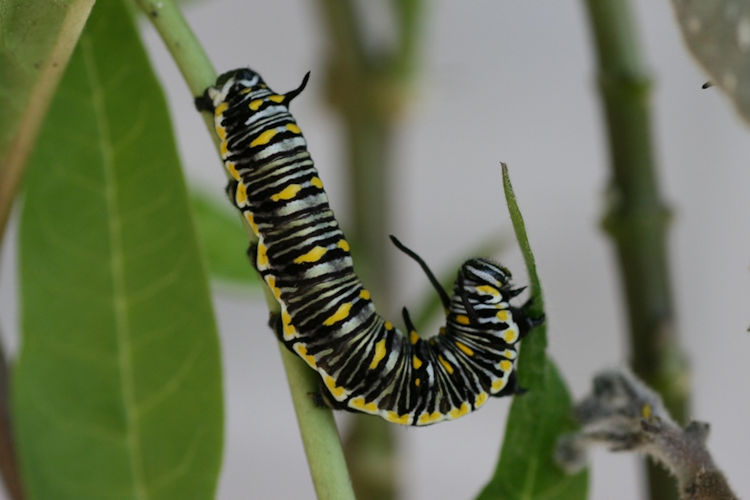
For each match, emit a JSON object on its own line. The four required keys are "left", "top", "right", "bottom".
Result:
{"left": 199, "top": 68, "right": 539, "bottom": 425}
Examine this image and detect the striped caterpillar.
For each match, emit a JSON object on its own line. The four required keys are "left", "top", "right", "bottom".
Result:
{"left": 196, "top": 68, "right": 541, "bottom": 426}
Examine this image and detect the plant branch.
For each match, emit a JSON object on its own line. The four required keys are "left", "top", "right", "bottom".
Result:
{"left": 581, "top": 1, "right": 689, "bottom": 498}
{"left": 135, "top": 2, "right": 354, "bottom": 498}
{"left": 558, "top": 370, "right": 736, "bottom": 500}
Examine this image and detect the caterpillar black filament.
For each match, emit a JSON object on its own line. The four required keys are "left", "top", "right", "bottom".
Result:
{"left": 196, "top": 68, "right": 541, "bottom": 426}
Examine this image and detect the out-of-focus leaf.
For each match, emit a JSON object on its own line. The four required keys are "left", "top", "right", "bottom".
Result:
{"left": 13, "top": 1, "right": 224, "bottom": 498}
{"left": 0, "top": 0, "right": 94, "bottom": 238}
{"left": 0, "top": 0, "right": 93, "bottom": 159}
{"left": 671, "top": 0, "right": 750, "bottom": 124}
{"left": 476, "top": 165, "right": 587, "bottom": 500}
{"left": 191, "top": 189, "right": 258, "bottom": 286}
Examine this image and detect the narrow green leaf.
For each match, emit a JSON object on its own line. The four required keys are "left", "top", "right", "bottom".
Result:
{"left": 476, "top": 165, "right": 587, "bottom": 500}
{"left": 190, "top": 189, "right": 258, "bottom": 286}
{"left": 13, "top": 1, "right": 224, "bottom": 499}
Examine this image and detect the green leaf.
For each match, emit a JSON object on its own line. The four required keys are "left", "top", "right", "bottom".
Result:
{"left": 476, "top": 165, "right": 587, "bottom": 500}
{"left": 0, "top": 0, "right": 93, "bottom": 158}
{"left": 190, "top": 189, "right": 258, "bottom": 286}
{"left": 0, "top": 0, "right": 94, "bottom": 238}
{"left": 12, "top": 1, "right": 224, "bottom": 498}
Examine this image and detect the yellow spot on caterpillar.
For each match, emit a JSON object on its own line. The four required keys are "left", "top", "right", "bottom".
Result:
{"left": 386, "top": 412, "right": 410, "bottom": 425}
{"left": 294, "top": 246, "right": 327, "bottom": 264}
{"left": 216, "top": 125, "right": 226, "bottom": 140}
{"left": 323, "top": 375, "right": 346, "bottom": 400}
{"left": 266, "top": 275, "right": 281, "bottom": 300}
{"left": 349, "top": 397, "right": 378, "bottom": 413}
{"left": 311, "top": 177, "right": 324, "bottom": 189}
{"left": 226, "top": 161, "right": 240, "bottom": 180}
{"left": 499, "top": 360, "right": 513, "bottom": 372}
{"left": 438, "top": 355, "right": 454, "bottom": 374}
{"left": 248, "top": 99, "right": 264, "bottom": 111}
{"left": 455, "top": 341, "right": 474, "bottom": 356}
{"left": 475, "top": 392, "right": 488, "bottom": 408}
{"left": 282, "top": 310, "right": 294, "bottom": 335}
{"left": 271, "top": 184, "right": 301, "bottom": 202}
{"left": 503, "top": 328, "right": 518, "bottom": 343}
{"left": 359, "top": 289, "right": 370, "bottom": 300}
{"left": 220, "top": 141, "right": 228, "bottom": 157}
{"left": 286, "top": 123, "right": 301, "bottom": 134}
{"left": 415, "top": 378, "right": 420, "bottom": 387}
{"left": 409, "top": 331, "right": 420, "bottom": 345}
{"left": 214, "top": 102, "right": 228, "bottom": 116}
{"left": 235, "top": 182, "right": 248, "bottom": 206}
{"left": 641, "top": 403, "right": 652, "bottom": 419}
{"left": 439, "top": 326, "right": 446, "bottom": 335}
{"left": 496, "top": 310, "right": 510, "bottom": 322}
{"left": 449, "top": 402, "right": 470, "bottom": 419}
{"left": 503, "top": 349, "right": 516, "bottom": 359}
{"left": 256, "top": 243, "right": 269, "bottom": 268}
{"left": 417, "top": 411, "right": 443, "bottom": 425}
{"left": 249, "top": 128, "right": 277, "bottom": 147}
{"left": 240, "top": 88, "right": 252, "bottom": 95}
{"left": 384, "top": 321, "right": 394, "bottom": 330}
{"left": 491, "top": 378, "right": 507, "bottom": 392}
{"left": 477, "top": 285, "right": 500, "bottom": 296}
{"left": 337, "top": 239, "right": 350, "bottom": 252}
{"left": 412, "top": 356, "right": 422, "bottom": 369}
{"left": 323, "top": 302, "right": 352, "bottom": 326}
{"left": 293, "top": 343, "right": 316, "bottom": 368}
{"left": 455, "top": 314, "right": 470, "bottom": 325}
{"left": 369, "top": 339, "right": 387, "bottom": 369}
{"left": 269, "top": 94, "right": 285, "bottom": 103}
{"left": 244, "top": 212, "right": 259, "bottom": 235}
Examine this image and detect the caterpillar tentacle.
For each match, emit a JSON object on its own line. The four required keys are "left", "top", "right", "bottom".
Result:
{"left": 201, "top": 67, "right": 539, "bottom": 426}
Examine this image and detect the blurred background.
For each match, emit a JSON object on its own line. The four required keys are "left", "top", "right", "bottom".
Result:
{"left": 2, "top": 0, "right": 750, "bottom": 498}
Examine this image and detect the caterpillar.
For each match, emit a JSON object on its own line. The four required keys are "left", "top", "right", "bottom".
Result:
{"left": 196, "top": 68, "right": 542, "bottom": 426}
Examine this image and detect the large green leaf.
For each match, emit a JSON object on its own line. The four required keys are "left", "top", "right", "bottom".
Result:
{"left": 476, "top": 166, "right": 587, "bottom": 500}
{"left": 13, "top": 1, "right": 224, "bottom": 498}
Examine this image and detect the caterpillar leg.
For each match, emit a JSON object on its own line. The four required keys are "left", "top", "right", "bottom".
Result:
{"left": 194, "top": 90, "right": 214, "bottom": 112}
{"left": 497, "top": 370, "right": 527, "bottom": 397}
{"left": 225, "top": 179, "right": 240, "bottom": 208}
{"left": 311, "top": 380, "right": 349, "bottom": 410}
{"left": 514, "top": 299, "right": 545, "bottom": 340}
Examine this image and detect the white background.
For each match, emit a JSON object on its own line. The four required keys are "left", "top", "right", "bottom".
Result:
{"left": 2, "top": 0, "right": 750, "bottom": 499}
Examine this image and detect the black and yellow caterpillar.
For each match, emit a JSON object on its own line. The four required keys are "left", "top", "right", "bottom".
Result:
{"left": 196, "top": 68, "right": 540, "bottom": 426}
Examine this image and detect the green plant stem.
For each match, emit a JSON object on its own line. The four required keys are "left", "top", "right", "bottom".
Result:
{"left": 279, "top": 347, "right": 356, "bottom": 500}
{"left": 0, "top": 0, "right": 95, "bottom": 248}
{"left": 135, "top": 2, "right": 354, "bottom": 497}
{"left": 582, "top": 2, "right": 689, "bottom": 499}
{"left": 316, "top": 2, "right": 423, "bottom": 499}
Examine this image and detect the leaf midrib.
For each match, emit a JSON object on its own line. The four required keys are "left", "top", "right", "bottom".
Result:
{"left": 81, "top": 35, "right": 147, "bottom": 500}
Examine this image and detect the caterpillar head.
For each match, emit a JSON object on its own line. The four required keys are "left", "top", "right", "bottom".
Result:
{"left": 200, "top": 67, "right": 266, "bottom": 109}
{"left": 197, "top": 68, "right": 310, "bottom": 112}
{"left": 456, "top": 258, "right": 519, "bottom": 305}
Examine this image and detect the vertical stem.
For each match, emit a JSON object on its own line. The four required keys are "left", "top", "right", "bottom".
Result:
{"left": 316, "top": 2, "right": 424, "bottom": 498}
{"left": 0, "top": 337, "right": 23, "bottom": 500}
{"left": 136, "top": 2, "right": 355, "bottom": 497}
{"left": 581, "top": 1, "right": 689, "bottom": 499}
